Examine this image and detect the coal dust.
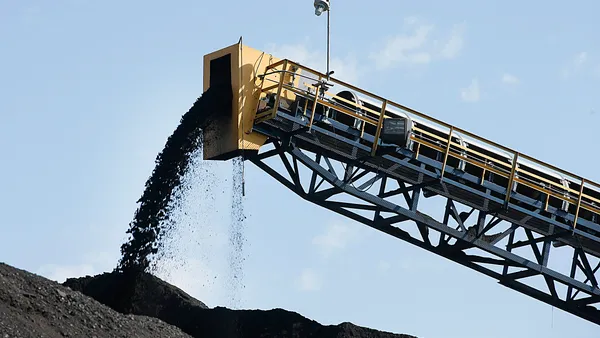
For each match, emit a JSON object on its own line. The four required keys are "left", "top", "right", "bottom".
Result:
{"left": 117, "top": 84, "right": 248, "bottom": 307}
{"left": 228, "top": 156, "right": 246, "bottom": 308}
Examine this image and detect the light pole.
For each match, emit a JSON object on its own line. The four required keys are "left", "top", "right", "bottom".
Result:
{"left": 313, "top": 0, "right": 331, "bottom": 81}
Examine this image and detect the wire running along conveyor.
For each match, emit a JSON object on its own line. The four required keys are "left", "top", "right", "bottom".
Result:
{"left": 246, "top": 59, "right": 600, "bottom": 325}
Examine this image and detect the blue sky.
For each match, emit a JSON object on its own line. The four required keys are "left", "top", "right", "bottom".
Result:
{"left": 1, "top": 1, "right": 600, "bottom": 337}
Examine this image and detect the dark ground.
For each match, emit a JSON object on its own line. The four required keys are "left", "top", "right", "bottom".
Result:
{"left": 63, "top": 269, "right": 417, "bottom": 338}
{"left": 0, "top": 262, "right": 191, "bottom": 338}
{"left": 0, "top": 261, "right": 417, "bottom": 337}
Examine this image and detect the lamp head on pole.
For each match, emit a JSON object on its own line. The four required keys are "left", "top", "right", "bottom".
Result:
{"left": 313, "top": 0, "right": 330, "bottom": 16}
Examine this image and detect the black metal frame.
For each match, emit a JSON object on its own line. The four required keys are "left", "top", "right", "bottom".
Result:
{"left": 248, "top": 138, "right": 600, "bottom": 326}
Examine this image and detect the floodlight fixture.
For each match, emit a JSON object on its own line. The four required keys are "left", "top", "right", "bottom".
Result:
{"left": 314, "top": 0, "right": 330, "bottom": 16}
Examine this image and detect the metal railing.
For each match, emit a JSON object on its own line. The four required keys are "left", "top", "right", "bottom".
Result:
{"left": 253, "top": 59, "right": 600, "bottom": 229}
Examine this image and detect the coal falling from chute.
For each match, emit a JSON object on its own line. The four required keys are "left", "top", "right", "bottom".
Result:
{"left": 116, "top": 83, "right": 247, "bottom": 308}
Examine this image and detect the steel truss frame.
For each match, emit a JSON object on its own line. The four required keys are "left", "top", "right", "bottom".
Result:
{"left": 248, "top": 137, "right": 600, "bottom": 326}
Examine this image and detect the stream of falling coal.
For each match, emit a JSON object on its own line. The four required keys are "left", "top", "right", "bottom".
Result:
{"left": 149, "top": 150, "right": 247, "bottom": 309}
{"left": 116, "top": 84, "right": 232, "bottom": 273}
{"left": 147, "top": 133, "right": 222, "bottom": 302}
{"left": 116, "top": 83, "right": 247, "bottom": 308}
{"left": 228, "top": 156, "right": 246, "bottom": 308}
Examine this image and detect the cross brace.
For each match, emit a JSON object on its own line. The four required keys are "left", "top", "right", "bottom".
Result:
{"left": 248, "top": 139, "right": 600, "bottom": 326}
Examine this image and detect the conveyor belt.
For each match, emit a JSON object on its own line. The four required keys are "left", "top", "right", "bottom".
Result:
{"left": 248, "top": 59, "right": 600, "bottom": 326}
{"left": 257, "top": 108, "right": 600, "bottom": 258}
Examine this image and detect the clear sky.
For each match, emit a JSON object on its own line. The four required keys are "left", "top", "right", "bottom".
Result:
{"left": 1, "top": 1, "right": 600, "bottom": 337}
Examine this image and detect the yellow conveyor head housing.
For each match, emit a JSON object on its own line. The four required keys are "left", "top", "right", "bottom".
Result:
{"left": 202, "top": 41, "right": 289, "bottom": 161}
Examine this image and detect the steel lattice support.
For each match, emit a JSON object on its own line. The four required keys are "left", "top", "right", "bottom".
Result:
{"left": 248, "top": 138, "right": 600, "bottom": 326}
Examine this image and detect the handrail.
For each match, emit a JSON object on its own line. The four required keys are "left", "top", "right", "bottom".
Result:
{"left": 255, "top": 59, "right": 600, "bottom": 225}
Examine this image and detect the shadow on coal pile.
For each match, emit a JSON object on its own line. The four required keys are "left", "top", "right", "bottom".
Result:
{"left": 64, "top": 272, "right": 416, "bottom": 338}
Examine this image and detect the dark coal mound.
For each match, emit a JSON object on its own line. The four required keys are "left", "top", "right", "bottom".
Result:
{"left": 64, "top": 272, "right": 417, "bottom": 338}
{"left": 117, "top": 83, "right": 232, "bottom": 273}
{"left": 0, "top": 262, "right": 191, "bottom": 338}
{"left": 63, "top": 270, "right": 208, "bottom": 318}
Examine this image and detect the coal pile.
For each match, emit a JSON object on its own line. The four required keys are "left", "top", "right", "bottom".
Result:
{"left": 1, "top": 261, "right": 417, "bottom": 337}
{"left": 63, "top": 270, "right": 208, "bottom": 317}
{"left": 64, "top": 271, "right": 417, "bottom": 338}
{"left": 0, "top": 262, "right": 191, "bottom": 338}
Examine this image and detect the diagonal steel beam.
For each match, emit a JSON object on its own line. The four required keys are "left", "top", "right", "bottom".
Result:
{"left": 248, "top": 138, "right": 600, "bottom": 326}
{"left": 288, "top": 144, "right": 600, "bottom": 298}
